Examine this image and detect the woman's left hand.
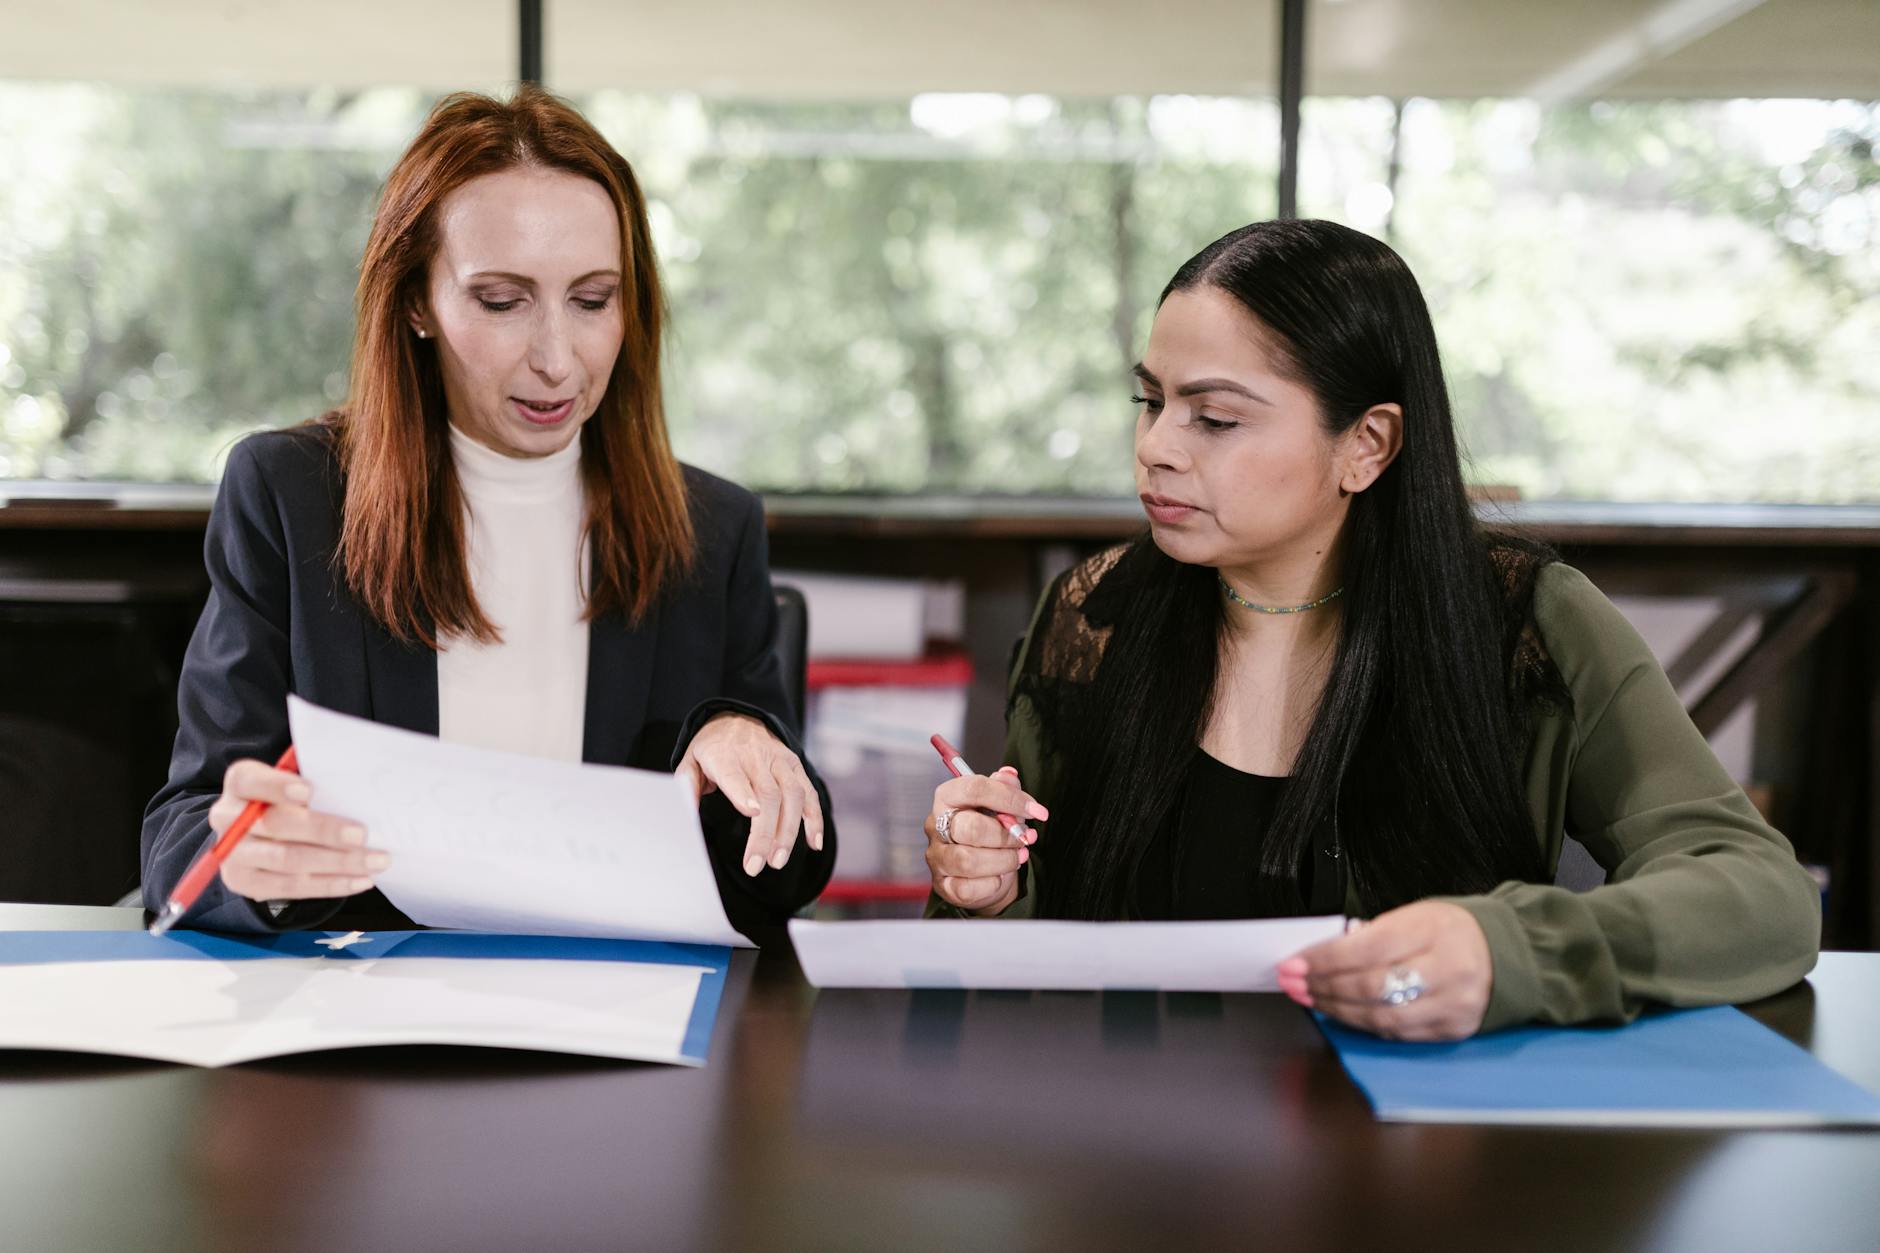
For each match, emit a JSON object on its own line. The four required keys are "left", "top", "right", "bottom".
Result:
{"left": 676, "top": 713, "right": 826, "bottom": 877}
{"left": 1276, "top": 901, "right": 1493, "bottom": 1041}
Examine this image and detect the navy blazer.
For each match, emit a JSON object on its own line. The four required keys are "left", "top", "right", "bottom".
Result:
{"left": 142, "top": 424, "right": 835, "bottom": 944}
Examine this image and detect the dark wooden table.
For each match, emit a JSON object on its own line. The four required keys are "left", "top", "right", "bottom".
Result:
{"left": 3, "top": 904, "right": 1878, "bottom": 1253}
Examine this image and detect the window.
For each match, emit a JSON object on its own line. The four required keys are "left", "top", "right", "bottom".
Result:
{"left": 1300, "top": 96, "right": 1879, "bottom": 502}
{"left": 3, "top": 0, "right": 1875, "bottom": 502}
{"left": 585, "top": 92, "right": 1276, "bottom": 494}
{"left": 0, "top": 85, "right": 433, "bottom": 481}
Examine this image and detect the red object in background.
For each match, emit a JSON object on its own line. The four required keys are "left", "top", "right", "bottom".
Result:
{"left": 806, "top": 648, "right": 974, "bottom": 690}
{"left": 816, "top": 879, "right": 934, "bottom": 904}
{"left": 808, "top": 647, "right": 975, "bottom": 904}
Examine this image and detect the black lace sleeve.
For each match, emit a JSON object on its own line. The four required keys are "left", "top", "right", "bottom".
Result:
{"left": 1009, "top": 542, "right": 1134, "bottom": 727}
{"left": 1486, "top": 533, "right": 1572, "bottom": 715}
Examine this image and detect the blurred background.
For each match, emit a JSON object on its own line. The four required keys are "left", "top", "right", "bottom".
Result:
{"left": 2, "top": 0, "right": 1875, "bottom": 500}
{"left": 0, "top": 1, "right": 1875, "bottom": 932}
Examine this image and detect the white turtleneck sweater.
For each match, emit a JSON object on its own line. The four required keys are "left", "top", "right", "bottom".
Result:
{"left": 437, "top": 423, "right": 590, "bottom": 763}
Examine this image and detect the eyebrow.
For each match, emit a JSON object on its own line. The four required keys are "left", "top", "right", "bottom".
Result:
{"left": 1131, "top": 363, "right": 1272, "bottom": 406}
{"left": 465, "top": 269, "right": 621, "bottom": 286}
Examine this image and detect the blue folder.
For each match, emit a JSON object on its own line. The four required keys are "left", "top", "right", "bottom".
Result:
{"left": 1319, "top": 1005, "right": 1880, "bottom": 1127}
{"left": 0, "top": 930, "right": 731, "bottom": 1066}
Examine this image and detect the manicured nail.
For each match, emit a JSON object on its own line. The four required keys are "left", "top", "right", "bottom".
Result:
{"left": 341, "top": 826, "right": 366, "bottom": 847}
{"left": 769, "top": 845, "right": 790, "bottom": 870}
{"left": 365, "top": 852, "right": 390, "bottom": 871}
{"left": 808, "top": 830, "right": 823, "bottom": 852}
{"left": 286, "top": 783, "right": 312, "bottom": 803}
{"left": 743, "top": 854, "right": 764, "bottom": 877}
{"left": 1018, "top": 846, "right": 1030, "bottom": 865}
{"left": 1025, "top": 802, "right": 1050, "bottom": 820}
{"left": 1277, "top": 958, "right": 1307, "bottom": 977}
{"left": 347, "top": 878, "right": 373, "bottom": 894}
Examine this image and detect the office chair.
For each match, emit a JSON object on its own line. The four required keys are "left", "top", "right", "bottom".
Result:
{"left": 771, "top": 583, "right": 809, "bottom": 739}
{"left": 1554, "top": 837, "right": 1607, "bottom": 892}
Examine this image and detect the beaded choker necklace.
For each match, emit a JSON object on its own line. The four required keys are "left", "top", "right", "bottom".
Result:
{"left": 1219, "top": 575, "right": 1344, "bottom": 615}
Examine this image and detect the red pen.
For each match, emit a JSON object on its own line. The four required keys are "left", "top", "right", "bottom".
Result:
{"left": 149, "top": 746, "right": 299, "bottom": 937}
{"left": 929, "top": 734, "right": 1029, "bottom": 845}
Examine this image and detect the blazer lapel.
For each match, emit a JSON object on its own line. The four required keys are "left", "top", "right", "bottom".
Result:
{"left": 362, "top": 622, "right": 439, "bottom": 736}
{"left": 583, "top": 606, "right": 660, "bottom": 766}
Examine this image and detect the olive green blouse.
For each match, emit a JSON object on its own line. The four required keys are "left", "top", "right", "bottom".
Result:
{"left": 929, "top": 559, "right": 1822, "bottom": 1032}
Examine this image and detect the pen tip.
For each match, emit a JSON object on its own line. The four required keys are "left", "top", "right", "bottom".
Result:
{"left": 147, "top": 905, "right": 183, "bottom": 937}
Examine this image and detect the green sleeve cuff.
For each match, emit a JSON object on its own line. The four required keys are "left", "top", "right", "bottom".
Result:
{"left": 1445, "top": 893, "right": 1543, "bottom": 1033}
{"left": 921, "top": 865, "right": 1033, "bottom": 919}
{"left": 924, "top": 893, "right": 970, "bottom": 919}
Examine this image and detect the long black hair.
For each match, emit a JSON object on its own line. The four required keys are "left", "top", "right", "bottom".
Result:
{"left": 1039, "top": 219, "right": 1551, "bottom": 920}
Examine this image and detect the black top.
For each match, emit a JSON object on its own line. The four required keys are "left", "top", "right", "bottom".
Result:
{"left": 1132, "top": 749, "right": 1343, "bottom": 919}
{"left": 140, "top": 423, "right": 835, "bottom": 944}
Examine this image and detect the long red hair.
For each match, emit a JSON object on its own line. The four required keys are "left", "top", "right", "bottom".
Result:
{"left": 334, "top": 86, "right": 693, "bottom": 647}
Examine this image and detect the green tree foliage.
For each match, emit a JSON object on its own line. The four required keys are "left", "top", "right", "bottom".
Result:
{"left": 1302, "top": 97, "right": 1878, "bottom": 501}
{"left": 1, "top": 85, "right": 1873, "bottom": 501}
{"left": 0, "top": 86, "right": 412, "bottom": 479}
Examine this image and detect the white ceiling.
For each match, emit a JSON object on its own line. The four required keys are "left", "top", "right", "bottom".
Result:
{"left": 1, "top": 0, "right": 1874, "bottom": 98}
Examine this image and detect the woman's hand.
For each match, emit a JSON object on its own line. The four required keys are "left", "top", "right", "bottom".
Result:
{"left": 214, "top": 759, "right": 386, "bottom": 902}
{"left": 926, "top": 766, "right": 1047, "bottom": 915}
{"left": 676, "top": 713, "right": 826, "bottom": 877}
{"left": 1276, "top": 901, "right": 1493, "bottom": 1041}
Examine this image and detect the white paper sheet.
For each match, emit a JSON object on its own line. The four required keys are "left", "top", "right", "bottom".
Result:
{"left": 0, "top": 956, "right": 711, "bottom": 1066}
{"left": 288, "top": 696, "right": 749, "bottom": 946}
{"left": 788, "top": 916, "right": 1345, "bottom": 991}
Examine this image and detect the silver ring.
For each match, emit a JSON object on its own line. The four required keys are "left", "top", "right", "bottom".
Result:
{"left": 1378, "top": 965, "right": 1425, "bottom": 1007}
{"left": 935, "top": 807, "right": 957, "bottom": 844}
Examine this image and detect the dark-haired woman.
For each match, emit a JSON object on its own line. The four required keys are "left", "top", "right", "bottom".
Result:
{"left": 925, "top": 220, "right": 1818, "bottom": 1039}
{"left": 143, "top": 87, "right": 833, "bottom": 942}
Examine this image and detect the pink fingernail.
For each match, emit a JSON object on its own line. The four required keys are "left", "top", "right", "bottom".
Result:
{"left": 1018, "top": 847, "right": 1030, "bottom": 865}
{"left": 1026, "top": 802, "right": 1050, "bottom": 820}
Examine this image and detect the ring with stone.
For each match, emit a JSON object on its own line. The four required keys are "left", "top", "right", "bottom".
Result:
{"left": 1378, "top": 965, "right": 1426, "bottom": 1007}
{"left": 935, "top": 807, "right": 958, "bottom": 844}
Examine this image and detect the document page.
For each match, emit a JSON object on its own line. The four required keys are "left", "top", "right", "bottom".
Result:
{"left": 289, "top": 696, "right": 749, "bottom": 947}
{"left": 0, "top": 930, "right": 731, "bottom": 1067}
{"left": 0, "top": 956, "right": 710, "bottom": 1066}
{"left": 789, "top": 916, "right": 1344, "bottom": 991}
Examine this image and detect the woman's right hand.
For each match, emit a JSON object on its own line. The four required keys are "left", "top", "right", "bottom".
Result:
{"left": 925, "top": 766, "right": 1047, "bottom": 915}
{"left": 212, "top": 759, "right": 387, "bottom": 902}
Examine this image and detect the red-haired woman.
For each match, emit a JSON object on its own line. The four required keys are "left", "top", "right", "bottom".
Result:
{"left": 142, "top": 88, "right": 834, "bottom": 941}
